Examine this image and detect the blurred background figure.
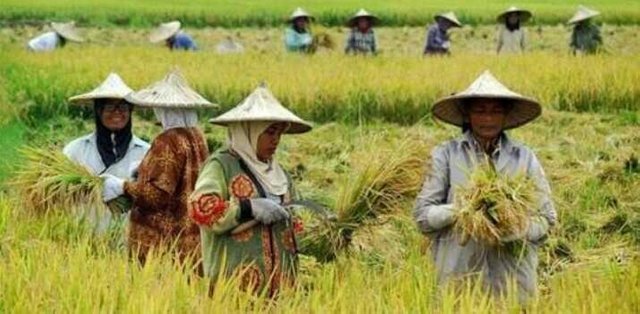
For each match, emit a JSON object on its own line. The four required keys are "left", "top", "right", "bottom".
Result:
{"left": 345, "top": 9, "right": 379, "bottom": 55}
{"left": 27, "top": 21, "right": 84, "bottom": 52}
{"left": 285, "top": 7, "right": 314, "bottom": 53}
{"left": 424, "top": 12, "right": 462, "bottom": 56}
{"left": 216, "top": 35, "right": 245, "bottom": 54}
{"left": 568, "top": 5, "right": 602, "bottom": 55}
{"left": 150, "top": 21, "right": 197, "bottom": 51}
{"left": 496, "top": 7, "right": 532, "bottom": 54}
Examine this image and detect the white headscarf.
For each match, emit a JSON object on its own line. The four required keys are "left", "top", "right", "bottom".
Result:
{"left": 153, "top": 108, "right": 198, "bottom": 130}
{"left": 228, "top": 121, "right": 289, "bottom": 196}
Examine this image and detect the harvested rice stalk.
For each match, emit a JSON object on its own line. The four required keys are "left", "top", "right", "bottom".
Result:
{"left": 453, "top": 163, "right": 537, "bottom": 248}
{"left": 297, "top": 136, "right": 427, "bottom": 262}
{"left": 10, "top": 146, "right": 107, "bottom": 214}
{"left": 310, "top": 32, "right": 335, "bottom": 53}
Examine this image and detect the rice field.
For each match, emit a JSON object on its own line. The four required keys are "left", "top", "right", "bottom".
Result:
{"left": 1, "top": 4, "right": 640, "bottom": 313}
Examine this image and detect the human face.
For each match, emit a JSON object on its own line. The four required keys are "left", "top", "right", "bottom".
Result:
{"left": 294, "top": 17, "right": 308, "bottom": 29}
{"left": 99, "top": 99, "right": 131, "bottom": 131}
{"left": 466, "top": 99, "right": 507, "bottom": 142}
{"left": 256, "top": 123, "right": 287, "bottom": 162}
{"left": 357, "top": 17, "right": 371, "bottom": 31}
{"left": 507, "top": 13, "right": 520, "bottom": 25}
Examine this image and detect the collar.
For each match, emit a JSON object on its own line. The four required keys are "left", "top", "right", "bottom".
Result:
{"left": 458, "top": 130, "right": 520, "bottom": 155}
{"left": 86, "top": 132, "right": 146, "bottom": 149}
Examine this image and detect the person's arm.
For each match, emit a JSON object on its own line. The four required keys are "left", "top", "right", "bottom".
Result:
{"left": 496, "top": 27, "right": 504, "bottom": 54}
{"left": 414, "top": 145, "right": 455, "bottom": 235}
{"left": 345, "top": 31, "right": 355, "bottom": 54}
{"left": 189, "top": 159, "right": 252, "bottom": 234}
{"left": 521, "top": 29, "right": 527, "bottom": 52}
{"left": 123, "top": 139, "right": 183, "bottom": 211}
{"left": 525, "top": 152, "right": 557, "bottom": 243}
{"left": 570, "top": 28, "right": 578, "bottom": 54}
{"left": 371, "top": 32, "right": 377, "bottom": 54}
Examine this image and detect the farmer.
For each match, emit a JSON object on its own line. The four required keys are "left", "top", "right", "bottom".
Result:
{"left": 496, "top": 7, "right": 532, "bottom": 54}
{"left": 150, "top": 21, "right": 198, "bottom": 51}
{"left": 345, "top": 9, "right": 379, "bottom": 55}
{"left": 64, "top": 73, "right": 150, "bottom": 235}
{"left": 101, "top": 69, "right": 216, "bottom": 269}
{"left": 424, "top": 12, "right": 462, "bottom": 55}
{"left": 413, "top": 70, "right": 557, "bottom": 304}
{"left": 568, "top": 6, "right": 603, "bottom": 55}
{"left": 189, "top": 84, "right": 312, "bottom": 296}
{"left": 27, "top": 21, "right": 84, "bottom": 52}
{"left": 285, "top": 7, "right": 314, "bottom": 53}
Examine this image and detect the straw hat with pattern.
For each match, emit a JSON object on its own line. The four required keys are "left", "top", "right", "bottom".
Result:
{"left": 69, "top": 73, "right": 133, "bottom": 105}
{"left": 288, "top": 7, "right": 314, "bottom": 22}
{"left": 149, "top": 21, "right": 182, "bottom": 43}
{"left": 125, "top": 69, "right": 216, "bottom": 109}
{"left": 210, "top": 83, "right": 312, "bottom": 134}
{"left": 435, "top": 12, "right": 463, "bottom": 28}
{"left": 432, "top": 70, "right": 541, "bottom": 130}
{"left": 51, "top": 22, "right": 84, "bottom": 42}
{"left": 347, "top": 9, "right": 380, "bottom": 27}
{"left": 497, "top": 7, "right": 533, "bottom": 23}
{"left": 568, "top": 5, "right": 600, "bottom": 24}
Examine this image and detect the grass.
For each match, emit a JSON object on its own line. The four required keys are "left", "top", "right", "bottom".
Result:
{"left": 1, "top": 0, "right": 639, "bottom": 27}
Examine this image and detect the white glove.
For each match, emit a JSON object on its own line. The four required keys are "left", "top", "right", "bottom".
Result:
{"left": 250, "top": 198, "right": 290, "bottom": 225}
{"left": 100, "top": 174, "right": 125, "bottom": 202}
{"left": 417, "top": 204, "right": 456, "bottom": 233}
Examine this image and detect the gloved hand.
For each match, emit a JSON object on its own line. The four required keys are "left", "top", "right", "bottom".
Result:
{"left": 526, "top": 216, "right": 550, "bottom": 243}
{"left": 417, "top": 204, "right": 456, "bottom": 233}
{"left": 250, "top": 198, "right": 290, "bottom": 225}
{"left": 100, "top": 174, "right": 125, "bottom": 203}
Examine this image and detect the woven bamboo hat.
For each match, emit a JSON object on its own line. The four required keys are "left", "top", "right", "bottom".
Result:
{"left": 149, "top": 21, "right": 182, "bottom": 43}
{"left": 125, "top": 69, "right": 217, "bottom": 109}
{"left": 51, "top": 22, "right": 84, "bottom": 42}
{"left": 497, "top": 7, "right": 533, "bottom": 23}
{"left": 432, "top": 70, "right": 541, "bottom": 130}
{"left": 210, "top": 83, "right": 312, "bottom": 134}
{"left": 288, "top": 7, "right": 314, "bottom": 22}
{"left": 347, "top": 9, "right": 380, "bottom": 27}
{"left": 69, "top": 73, "right": 133, "bottom": 105}
{"left": 568, "top": 6, "right": 600, "bottom": 24}
{"left": 434, "top": 12, "right": 462, "bottom": 28}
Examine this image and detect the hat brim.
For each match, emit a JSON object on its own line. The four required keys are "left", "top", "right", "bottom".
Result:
{"left": 209, "top": 118, "right": 312, "bottom": 134}
{"left": 288, "top": 15, "right": 315, "bottom": 23}
{"left": 52, "top": 24, "right": 84, "bottom": 42}
{"left": 432, "top": 95, "right": 541, "bottom": 130}
{"left": 68, "top": 95, "right": 133, "bottom": 106}
{"left": 149, "top": 25, "right": 181, "bottom": 43}
{"left": 347, "top": 15, "right": 380, "bottom": 27}
{"left": 568, "top": 13, "right": 600, "bottom": 24}
{"left": 497, "top": 10, "right": 533, "bottom": 23}
{"left": 434, "top": 16, "right": 462, "bottom": 28}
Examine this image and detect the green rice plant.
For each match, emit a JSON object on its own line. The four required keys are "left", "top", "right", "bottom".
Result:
{"left": 453, "top": 163, "right": 537, "bottom": 248}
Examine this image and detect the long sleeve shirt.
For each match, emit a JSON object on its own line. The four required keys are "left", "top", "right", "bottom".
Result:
{"left": 285, "top": 27, "right": 313, "bottom": 52}
{"left": 497, "top": 26, "right": 526, "bottom": 54}
{"left": 172, "top": 32, "right": 198, "bottom": 51}
{"left": 414, "top": 131, "right": 557, "bottom": 303}
{"left": 570, "top": 23, "right": 602, "bottom": 54}
{"left": 345, "top": 29, "right": 377, "bottom": 55}
{"left": 424, "top": 24, "right": 450, "bottom": 55}
{"left": 27, "top": 31, "right": 61, "bottom": 52}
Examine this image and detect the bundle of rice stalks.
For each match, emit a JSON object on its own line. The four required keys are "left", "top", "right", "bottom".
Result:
{"left": 309, "top": 32, "right": 335, "bottom": 53}
{"left": 297, "top": 136, "right": 427, "bottom": 262}
{"left": 10, "top": 146, "right": 106, "bottom": 214}
{"left": 453, "top": 163, "right": 537, "bottom": 248}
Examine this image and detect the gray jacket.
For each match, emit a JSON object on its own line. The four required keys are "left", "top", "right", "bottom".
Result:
{"left": 414, "top": 131, "right": 557, "bottom": 302}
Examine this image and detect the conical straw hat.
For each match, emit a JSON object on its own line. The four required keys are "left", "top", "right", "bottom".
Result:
{"left": 434, "top": 12, "right": 463, "bottom": 28}
{"left": 149, "top": 21, "right": 182, "bottom": 43}
{"left": 347, "top": 9, "right": 380, "bottom": 27}
{"left": 568, "top": 5, "right": 600, "bottom": 24}
{"left": 288, "top": 7, "right": 314, "bottom": 22}
{"left": 125, "top": 69, "right": 217, "bottom": 109}
{"left": 497, "top": 7, "right": 533, "bottom": 23}
{"left": 51, "top": 21, "right": 84, "bottom": 42}
{"left": 69, "top": 73, "right": 133, "bottom": 105}
{"left": 432, "top": 70, "right": 541, "bottom": 130}
{"left": 210, "top": 84, "right": 312, "bottom": 134}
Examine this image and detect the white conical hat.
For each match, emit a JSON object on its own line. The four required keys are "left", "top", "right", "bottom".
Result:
{"left": 69, "top": 73, "right": 133, "bottom": 105}
{"left": 432, "top": 70, "right": 541, "bottom": 130}
{"left": 497, "top": 7, "right": 533, "bottom": 23}
{"left": 210, "top": 84, "right": 312, "bottom": 134}
{"left": 149, "top": 21, "right": 181, "bottom": 43}
{"left": 288, "top": 7, "right": 314, "bottom": 22}
{"left": 347, "top": 9, "right": 380, "bottom": 27}
{"left": 568, "top": 5, "right": 600, "bottom": 24}
{"left": 51, "top": 21, "right": 84, "bottom": 42}
{"left": 434, "top": 12, "right": 462, "bottom": 28}
{"left": 125, "top": 69, "right": 216, "bottom": 109}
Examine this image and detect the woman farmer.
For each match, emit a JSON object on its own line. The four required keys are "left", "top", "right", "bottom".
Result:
{"left": 285, "top": 7, "right": 314, "bottom": 53}
{"left": 101, "top": 69, "right": 217, "bottom": 268}
{"left": 64, "top": 73, "right": 150, "bottom": 234}
{"left": 189, "top": 84, "right": 312, "bottom": 296}
{"left": 413, "top": 71, "right": 557, "bottom": 304}
{"left": 27, "top": 21, "right": 84, "bottom": 52}
{"left": 345, "top": 9, "right": 379, "bottom": 55}
{"left": 496, "top": 7, "right": 532, "bottom": 54}
{"left": 568, "top": 6, "right": 602, "bottom": 55}
{"left": 150, "top": 21, "right": 198, "bottom": 51}
{"left": 424, "top": 12, "right": 462, "bottom": 56}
